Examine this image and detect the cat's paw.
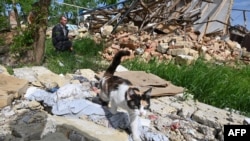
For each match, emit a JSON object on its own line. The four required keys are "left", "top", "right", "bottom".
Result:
{"left": 109, "top": 106, "right": 118, "bottom": 115}
{"left": 110, "top": 109, "right": 118, "bottom": 115}
{"left": 132, "top": 135, "right": 142, "bottom": 141}
{"left": 132, "top": 137, "right": 142, "bottom": 141}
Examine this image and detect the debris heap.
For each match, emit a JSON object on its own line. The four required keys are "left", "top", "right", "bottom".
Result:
{"left": 81, "top": 0, "right": 233, "bottom": 36}
{"left": 78, "top": 0, "right": 250, "bottom": 65}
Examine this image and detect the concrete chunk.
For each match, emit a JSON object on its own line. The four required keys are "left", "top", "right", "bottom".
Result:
{"left": 0, "top": 74, "right": 29, "bottom": 108}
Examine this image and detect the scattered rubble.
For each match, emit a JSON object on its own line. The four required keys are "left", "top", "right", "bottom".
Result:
{"left": 96, "top": 23, "right": 249, "bottom": 67}
{"left": 44, "top": 20, "right": 250, "bottom": 67}
{"left": 2, "top": 0, "right": 250, "bottom": 67}
{"left": 44, "top": 0, "right": 250, "bottom": 66}
{"left": 1, "top": 0, "right": 250, "bottom": 140}
{"left": 80, "top": 0, "right": 233, "bottom": 35}
{"left": 0, "top": 65, "right": 249, "bottom": 141}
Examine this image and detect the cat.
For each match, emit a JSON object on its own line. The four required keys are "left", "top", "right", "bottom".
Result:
{"left": 98, "top": 50, "right": 152, "bottom": 141}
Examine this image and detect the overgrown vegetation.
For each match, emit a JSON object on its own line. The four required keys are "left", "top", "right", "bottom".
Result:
{"left": 44, "top": 37, "right": 107, "bottom": 74}
{"left": 123, "top": 57, "right": 250, "bottom": 117}
{"left": 10, "top": 29, "right": 34, "bottom": 56}
{"left": 0, "top": 15, "right": 9, "bottom": 31}
{"left": 43, "top": 37, "right": 250, "bottom": 117}
{"left": 2, "top": 0, "right": 248, "bottom": 117}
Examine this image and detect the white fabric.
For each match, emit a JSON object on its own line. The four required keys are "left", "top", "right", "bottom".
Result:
{"left": 24, "top": 84, "right": 169, "bottom": 141}
{"left": 24, "top": 84, "right": 105, "bottom": 116}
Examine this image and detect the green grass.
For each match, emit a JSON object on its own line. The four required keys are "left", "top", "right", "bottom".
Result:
{"left": 43, "top": 37, "right": 250, "bottom": 116}
{"left": 122, "top": 57, "right": 250, "bottom": 116}
{"left": 44, "top": 37, "right": 107, "bottom": 74}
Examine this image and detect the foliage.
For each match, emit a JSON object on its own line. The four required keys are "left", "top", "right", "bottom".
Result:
{"left": 1, "top": 0, "right": 37, "bottom": 57}
{"left": 1, "top": 0, "right": 120, "bottom": 51}
{"left": 0, "top": 15, "right": 9, "bottom": 30}
{"left": 122, "top": 58, "right": 250, "bottom": 116}
{"left": 1, "top": 0, "right": 119, "bottom": 27}
{"left": 5, "top": 66, "right": 14, "bottom": 75}
{"left": 17, "top": 0, "right": 34, "bottom": 14}
{"left": 0, "top": 2, "right": 9, "bottom": 30}
{"left": 10, "top": 29, "right": 33, "bottom": 56}
{"left": 3, "top": 0, "right": 35, "bottom": 24}
{"left": 48, "top": 0, "right": 118, "bottom": 26}
{"left": 0, "top": 37, "right": 4, "bottom": 46}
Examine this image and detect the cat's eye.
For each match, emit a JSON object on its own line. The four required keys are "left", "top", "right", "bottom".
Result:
{"left": 127, "top": 101, "right": 140, "bottom": 109}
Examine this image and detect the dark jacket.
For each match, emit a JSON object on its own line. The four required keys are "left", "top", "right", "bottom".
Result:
{"left": 52, "top": 24, "right": 69, "bottom": 47}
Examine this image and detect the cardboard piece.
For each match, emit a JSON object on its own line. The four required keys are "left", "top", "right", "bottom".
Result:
{"left": 97, "top": 71, "right": 184, "bottom": 97}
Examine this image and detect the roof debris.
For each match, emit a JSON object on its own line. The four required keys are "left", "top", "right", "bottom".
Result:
{"left": 80, "top": 0, "right": 234, "bottom": 36}
{"left": 69, "top": 0, "right": 250, "bottom": 65}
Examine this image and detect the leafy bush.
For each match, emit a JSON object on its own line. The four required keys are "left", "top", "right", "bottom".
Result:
{"left": 10, "top": 29, "right": 34, "bottom": 56}
{"left": 0, "top": 16, "right": 9, "bottom": 31}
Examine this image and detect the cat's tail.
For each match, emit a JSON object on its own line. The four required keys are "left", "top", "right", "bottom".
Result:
{"left": 104, "top": 50, "right": 130, "bottom": 77}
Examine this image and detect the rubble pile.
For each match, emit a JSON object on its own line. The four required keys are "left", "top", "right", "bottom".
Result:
{"left": 77, "top": 0, "right": 250, "bottom": 65}
{"left": 1, "top": 66, "right": 250, "bottom": 141}
{"left": 81, "top": 0, "right": 232, "bottom": 35}
{"left": 1, "top": 0, "right": 250, "bottom": 141}
{"left": 99, "top": 22, "right": 250, "bottom": 66}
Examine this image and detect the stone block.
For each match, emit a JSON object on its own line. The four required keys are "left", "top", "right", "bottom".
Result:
{"left": 157, "top": 43, "right": 169, "bottom": 53}
{"left": 0, "top": 91, "right": 14, "bottom": 108}
{"left": 175, "top": 55, "right": 194, "bottom": 65}
{"left": 192, "top": 102, "right": 246, "bottom": 129}
{"left": 167, "top": 48, "right": 189, "bottom": 56}
{"left": 0, "top": 74, "right": 29, "bottom": 108}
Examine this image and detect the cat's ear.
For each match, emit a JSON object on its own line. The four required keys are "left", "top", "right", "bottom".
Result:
{"left": 126, "top": 88, "right": 134, "bottom": 100}
{"left": 131, "top": 86, "right": 140, "bottom": 92}
{"left": 126, "top": 87, "right": 139, "bottom": 100}
{"left": 143, "top": 87, "right": 152, "bottom": 98}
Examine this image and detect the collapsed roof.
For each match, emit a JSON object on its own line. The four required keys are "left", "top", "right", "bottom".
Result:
{"left": 80, "top": 0, "right": 234, "bottom": 36}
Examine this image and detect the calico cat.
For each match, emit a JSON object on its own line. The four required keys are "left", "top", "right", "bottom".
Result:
{"left": 99, "top": 50, "right": 152, "bottom": 141}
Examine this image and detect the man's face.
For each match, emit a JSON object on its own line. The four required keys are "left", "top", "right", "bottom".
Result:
{"left": 60, "top": 17, "right": 68, "bottom": 26}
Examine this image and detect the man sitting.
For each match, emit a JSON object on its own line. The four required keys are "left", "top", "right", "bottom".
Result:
{"left": 52, "top": 16, "right": 73, "bottom": 52}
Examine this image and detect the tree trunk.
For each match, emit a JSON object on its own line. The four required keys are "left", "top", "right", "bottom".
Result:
{"left": 12, "top": 0, "right": 20, "bottom": 28}
{"left": 28, "top": 0, "right": 51, "bottom": 65}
